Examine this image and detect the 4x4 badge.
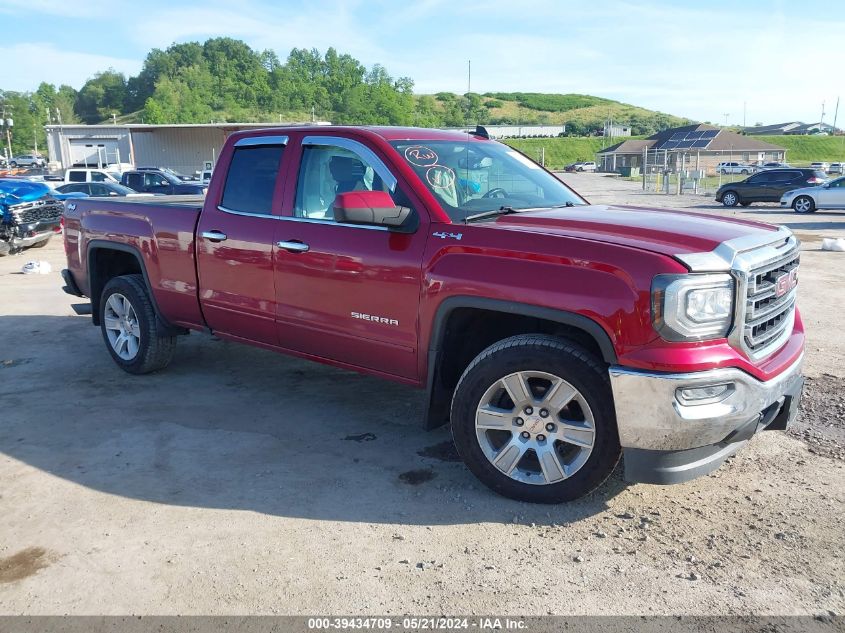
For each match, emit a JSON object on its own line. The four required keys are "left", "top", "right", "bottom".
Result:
{"left": 433, "top": 231, "right": 462, "bottom": 241}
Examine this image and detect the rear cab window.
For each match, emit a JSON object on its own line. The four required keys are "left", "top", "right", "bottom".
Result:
{"left": 220, "top": 143, "right": 286, "bottom": 215}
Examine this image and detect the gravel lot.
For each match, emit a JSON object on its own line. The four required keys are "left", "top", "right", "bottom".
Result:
{"left": 0, "top": 176, "right": 843, "bottom": 616}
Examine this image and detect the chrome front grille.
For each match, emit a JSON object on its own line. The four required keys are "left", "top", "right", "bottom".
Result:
{"left": 7, "top": 198, "right": 64, "bottom": 225}
{"left": 742, "top": 247, "right": 799, "bottom": 354}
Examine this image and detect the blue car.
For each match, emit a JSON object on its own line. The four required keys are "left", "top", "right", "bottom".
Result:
{"left": 0, "top": 178, "right": 85, "bottom": 256}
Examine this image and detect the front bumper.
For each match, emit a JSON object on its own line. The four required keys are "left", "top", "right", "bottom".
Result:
{"left": 609, "top": 353, "right": 804, "bottom": 484}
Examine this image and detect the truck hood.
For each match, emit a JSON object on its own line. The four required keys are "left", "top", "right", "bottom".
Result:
{"left": 0, "top": 178, "right": 52, "bottom": 203}
{"left": 492, "top": 204, "right": 781, "bottom": 259}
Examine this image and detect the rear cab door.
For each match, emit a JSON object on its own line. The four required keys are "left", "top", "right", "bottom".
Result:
{"left": 271, "top": 131, "right": 431, "bottom": 381}
{"left": 196, "top": 134, "right": 290, "bottom": 345}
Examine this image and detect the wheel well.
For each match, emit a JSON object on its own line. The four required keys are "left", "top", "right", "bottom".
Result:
{"left": 424, "top": 307, "right": 611, "bottom": 429}
{"left": 88, "top": 248, "right": 142, "bottom": 324}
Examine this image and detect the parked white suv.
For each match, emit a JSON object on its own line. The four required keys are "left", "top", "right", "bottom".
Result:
{"left": 10, "top": 154, "right": 46, "bottom": 168}
{"left": 810, "top": 162, "right": 830, "bottom": 172}
{"left": 716, "top": 161, "right": 756, "bottom": 175}
{"left": 575, "top": 161, "right": 597, "bottom": 172}
{"left": 64, "top": 168, "right": 120, "bottom": 184}
{"left": 826, "top": 163, "right": 843, "bottom": 175}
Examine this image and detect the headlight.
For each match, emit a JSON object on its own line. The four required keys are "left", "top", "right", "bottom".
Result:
{"left": 652, "top": 274, "right": 734, "bottom": 341}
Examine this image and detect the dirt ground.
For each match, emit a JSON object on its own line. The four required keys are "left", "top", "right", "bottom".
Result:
{"left": 0, "top": 177, "right": 843, "bottom": 616}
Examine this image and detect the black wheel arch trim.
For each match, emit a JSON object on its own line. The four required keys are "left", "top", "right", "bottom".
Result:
{"left": 422, "top": 296, "right": 618, "bottom": 429}
{"left": 86, "top": 240, "right": 187, "bottom": 336}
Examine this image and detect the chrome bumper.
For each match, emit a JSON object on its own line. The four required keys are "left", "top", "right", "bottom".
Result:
{"left": 609, "top": 353, "right": 804, "bottom": 452}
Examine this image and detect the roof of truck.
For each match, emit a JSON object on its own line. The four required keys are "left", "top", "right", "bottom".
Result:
{"left": 229, "top": 125, "right": 489, "bottom": 142}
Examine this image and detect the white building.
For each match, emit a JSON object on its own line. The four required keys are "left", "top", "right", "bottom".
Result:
{"left": 45, "top": 122, "right": 330, "bottom": 175}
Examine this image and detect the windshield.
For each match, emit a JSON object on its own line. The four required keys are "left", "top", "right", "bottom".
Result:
{"left": 110, "top": 183, "right": 139, "bottom": 195}
{"left": 160, "top": 167, "right": 191, "bottom": 181}
{"left": 389, "top": 139, "right": 585, "bottom": 222}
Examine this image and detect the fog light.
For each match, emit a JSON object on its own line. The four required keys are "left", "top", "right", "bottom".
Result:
{"left": 676, "top": 383, "right": 733, "bottom": 405}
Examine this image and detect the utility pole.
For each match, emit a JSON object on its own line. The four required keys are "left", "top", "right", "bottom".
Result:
{"left": 743, "top": 101, "right": 746, "bottom": 128}
{"left": 833, "top": 97, "right": 840, "bottom": 135}
{"left": 820, "top": 101, "right": 825, "bottom": 131}
{"left": 467, "top": 59, "right": 471, "bottom": 95}
{"left": 1, "top": 104, "right": 13, "bottom": 161}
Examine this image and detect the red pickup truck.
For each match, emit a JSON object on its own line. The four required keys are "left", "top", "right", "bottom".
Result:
{"left": 62, "top": 126, "right": 804, "bottom": 503}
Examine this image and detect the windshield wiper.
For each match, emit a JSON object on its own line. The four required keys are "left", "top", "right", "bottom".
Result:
{"left": 463, "top": 206, "right": 525, "bottom": 223}
{"left": 463, "top": 201, "right": 577, "bottom": 223}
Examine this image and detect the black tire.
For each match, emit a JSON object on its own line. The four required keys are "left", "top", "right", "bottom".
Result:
{"left": 450, "top": 334, "right": 621, "bottom": 504}
{"left": 721, "top": 190, "right": 740, "bottom": 207}
{"left": 9, "top": 162, "right": 17, "bottom": 168}
{"left": 99, "top": 274, "right": 175, "bottom": 374}
{"left": 740, "top": 202, "right": 752, "bottom": 207}
{"left": 741, "top": 169, "right": 749, "bottom": 175}
{"left": 792, "top": 195, "right": 816, "bottom": 214}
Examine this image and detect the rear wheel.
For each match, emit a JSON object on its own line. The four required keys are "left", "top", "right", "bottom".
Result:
{"left": 450, "top": 335, "right": 620, "bottom": 504}
{"left": 741, "top": 169, "right": 749, "bottom": 175}
{"left": 792, "top": 196, "right": 816, "bottom": 213}
{"left": 721, "top": 191, "right": 739, "bottom": 207}
{"left": 99, "top": 274, "right": 175, "bottom": 374}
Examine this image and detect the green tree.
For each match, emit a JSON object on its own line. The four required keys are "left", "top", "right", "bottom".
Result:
{"left": 75, "top": 70, "right": 127, "bottom": 123}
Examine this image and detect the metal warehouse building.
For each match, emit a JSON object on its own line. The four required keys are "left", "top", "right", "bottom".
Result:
{"left": 44, "top": 122, "right": 329, "bottom": 176}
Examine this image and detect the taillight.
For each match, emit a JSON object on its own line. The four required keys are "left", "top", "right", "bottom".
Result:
{"left": 807, "top": 177, "right": 824, "bottom": 184}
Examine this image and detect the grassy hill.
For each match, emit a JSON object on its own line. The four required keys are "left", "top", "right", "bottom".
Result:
{"left": 757, "top": 135, "right": 845, "bottom": 164}
{"left": 425, "top": 92, "right": 694, "bottom": 135}
{"left": 501, "top": 135, "right": 845, "bottom": 171}
{"left": 503, "top": 137, "right": 611, "bottom": 167}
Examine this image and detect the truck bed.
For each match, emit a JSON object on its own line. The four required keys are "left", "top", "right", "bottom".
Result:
{"left": 63, "top": 195, "right": 206, "bottom": 330}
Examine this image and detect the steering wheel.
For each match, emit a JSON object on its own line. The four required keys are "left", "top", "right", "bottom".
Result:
{"left": 482, "top": 187, "right": 508, "bottom": 199}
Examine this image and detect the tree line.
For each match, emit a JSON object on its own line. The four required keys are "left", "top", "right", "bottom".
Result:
{"left": 0, "top": 37, "right": 688, "bottom": 157}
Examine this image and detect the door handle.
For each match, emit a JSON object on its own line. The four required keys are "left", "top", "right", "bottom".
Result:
{"left": 201, "top": 230, "right": 228, "bottom": 242}
{"left": 277, "top": 240, "right": 310, "bottom": 253}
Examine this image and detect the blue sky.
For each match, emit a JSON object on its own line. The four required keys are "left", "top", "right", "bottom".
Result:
{"left": 1, "top": 0, "right": 843, "bottom": 125}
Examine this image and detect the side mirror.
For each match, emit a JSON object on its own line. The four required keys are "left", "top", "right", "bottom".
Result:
{"left": 333, "top": 190, "right": 412, "bottom": 229}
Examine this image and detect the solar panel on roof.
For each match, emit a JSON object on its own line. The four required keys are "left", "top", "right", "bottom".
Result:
{"left": 670, "top": 133, "right": 685, "bottom": 141}
{"left": 692, "top": 140, "right": 710, "bottom": 148}
{"left": 661, "top": 140, "right": 680, "bottom": 149}
{"left": 701, "top": 130, "right": 718, "bottom": 138}
{"left": 685, "top": 131, "right": 703, "bottom": 140}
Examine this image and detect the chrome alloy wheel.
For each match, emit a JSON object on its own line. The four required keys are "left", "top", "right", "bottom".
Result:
{"left": 103, "top": 293, "right": 141, "bottom": 360}
{"left": 793, "top": 196, "right": 813, "bottom": 213}
{"left": 722, "top": 192, "right": 737, "bottom": 206}
{"left": 474, "top": 371, "right": 596, "bottom": 485}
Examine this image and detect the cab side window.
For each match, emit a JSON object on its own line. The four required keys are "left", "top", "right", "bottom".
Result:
{"left": 91, "top": 172, "right": 108, "bottom": 182}
{"left": 220, "top": 144, "right": 285, "bottom": 215}
{"left": 294, "top": 145, "right": 396, "bottom": 221}
{"left": 125, "top": 173, "right": 142, "bottom": 190}
{"left": 145, "top": 173, "right": 169, "bottom": 188}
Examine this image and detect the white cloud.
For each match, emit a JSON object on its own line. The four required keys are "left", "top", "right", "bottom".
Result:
{"left": 1, "top": 43, "right": 142, "bottom": 90}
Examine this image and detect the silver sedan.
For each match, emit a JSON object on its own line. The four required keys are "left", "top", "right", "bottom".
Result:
{"left": 781, "top": 176, "right": 845, "bottom": 213}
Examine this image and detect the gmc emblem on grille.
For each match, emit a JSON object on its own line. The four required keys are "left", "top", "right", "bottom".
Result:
{"left": 775, "top": 269, "right": 798, "bottom": 298}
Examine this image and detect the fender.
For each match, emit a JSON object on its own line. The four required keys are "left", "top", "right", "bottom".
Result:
{"left": 422, "top": 296, "right": 618, "bottom": 429}
{"left": 87, "top": 240, "right": 187, "bottom": 336}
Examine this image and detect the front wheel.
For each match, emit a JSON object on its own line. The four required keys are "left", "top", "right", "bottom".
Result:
{"left": 792, "top": 196, "right": 816, "bottom": 213}
{"left": 450, "top": 335, "right": 621, "bottom": 503}
{"left": 99, "top": 274, "right": 175, "bottom": 374}
{"left": 9, "top": 161, "right": 17, "bottom": 168}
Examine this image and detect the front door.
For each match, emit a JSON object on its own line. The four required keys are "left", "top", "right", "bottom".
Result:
{"left": 196, "top": 136, "right": 288, "bottom": 345}
{"left": 273, "top": 136, "right": 428, "bottom": 380}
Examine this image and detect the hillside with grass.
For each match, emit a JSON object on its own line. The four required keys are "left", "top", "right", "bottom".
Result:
{"left": 500, "top": 135, "right": 844, "bottom": 171}
{"left": 758, "top": 135, "right": 845, "bottom": 164}
{"left": 425, "top": 92, "right": 693, "bottom": 136}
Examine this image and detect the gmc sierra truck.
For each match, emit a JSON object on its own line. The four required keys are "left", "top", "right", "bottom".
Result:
{"left": 62, "top": 126, "right": 804, "bottom": 503}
